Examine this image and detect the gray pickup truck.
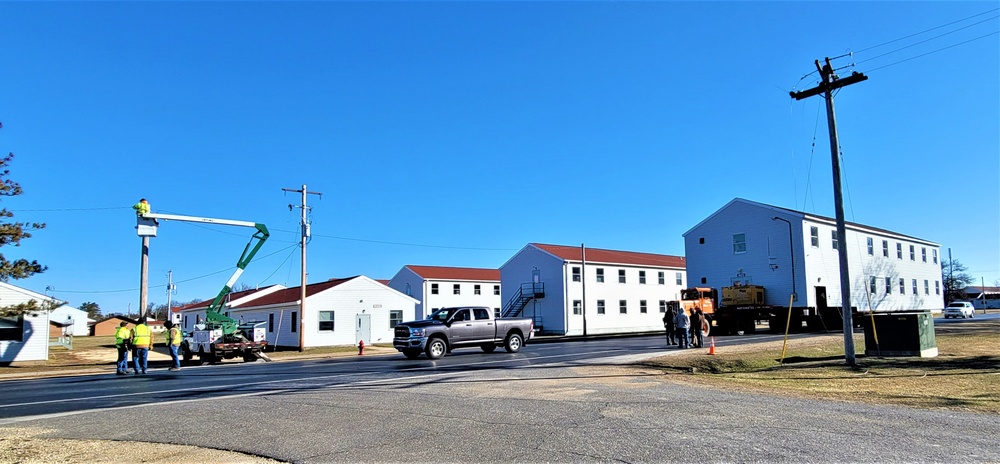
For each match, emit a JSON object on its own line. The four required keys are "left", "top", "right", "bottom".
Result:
{"left": 393, "top": 306, "right": 534, "bottom": 359}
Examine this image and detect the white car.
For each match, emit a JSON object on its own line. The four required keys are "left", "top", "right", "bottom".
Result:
{"left": 943, "top": 301, "right": 975, "bottom": 319}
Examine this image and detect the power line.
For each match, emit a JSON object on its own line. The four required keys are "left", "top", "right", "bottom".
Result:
{"left": 9, "top": 206, "right": 131, "bottom": 212}
{"left": 865, "top": 31, "right": 999, "bottom": 73}
{"left": 854, "top": 8, "right": 998, "bottom": 54}
{"left": 855, "top": 16, "right": 999, "bottom": 66}
{"left": 309, "top": 232, "right": 518, "bottom": 251}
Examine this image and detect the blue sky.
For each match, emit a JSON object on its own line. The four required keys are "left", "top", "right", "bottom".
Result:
{"left": 2, "top": 2, "right": 997, "bottom": 315}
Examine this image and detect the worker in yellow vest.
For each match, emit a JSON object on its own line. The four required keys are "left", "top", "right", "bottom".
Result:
{"left": 114, "top": 321, "right": 132, "bottom": 375}
{"left": 130, "top": 317, "right": 153, "bottom": 375}
{"left": 164, "top": 320, "right": 182, "bottom": 371}
{"left": 132, "top": 198, "right": 150, "bottom": 215}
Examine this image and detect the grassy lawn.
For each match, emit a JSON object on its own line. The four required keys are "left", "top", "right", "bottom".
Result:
{"left": 639, "top": 318, "right": 1000, "bottom": 414}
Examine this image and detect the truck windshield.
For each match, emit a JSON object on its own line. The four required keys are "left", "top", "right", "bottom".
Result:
{"left": 428, "top": 308, "right": 454, "bottom": 321}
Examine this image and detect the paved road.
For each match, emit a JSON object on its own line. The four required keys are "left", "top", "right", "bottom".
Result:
{"left": 2, "top": 330, "right": 997, "bottom": 463}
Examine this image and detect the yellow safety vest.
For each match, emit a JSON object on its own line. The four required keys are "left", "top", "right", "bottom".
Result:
{"left": 133, "top": 201, "right": 150, "bottom": 215}
{"left": 132, "top": 324, "right": 152, "bottom": 348}
{"left": 168, "top": 327, "right": 182, "bottom": 346}
{"left": 115, "top": 327, "right": 132, "bottom": 347}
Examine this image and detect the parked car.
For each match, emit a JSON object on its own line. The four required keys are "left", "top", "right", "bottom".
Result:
{"left": 943, "top": 301, "right": 975, "bottom": 319}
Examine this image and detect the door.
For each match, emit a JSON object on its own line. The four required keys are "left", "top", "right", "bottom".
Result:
{"left": 815, "top": 286, "right": 827, "bottom": 312}
{"left": 355, "top": 314, "right": 371, "bottom": 345}
{"left": 471, "top": 307, "right": 495, "bottom": 341}
{"left": 448, "top": 308, "right": 475, "bottom": 343}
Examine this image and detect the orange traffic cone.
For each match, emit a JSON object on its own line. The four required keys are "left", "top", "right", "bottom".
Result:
{"left": 708, "top": 337, "right": 716, "bottom": 355}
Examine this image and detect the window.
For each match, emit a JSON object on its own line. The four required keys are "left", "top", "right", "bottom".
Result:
{"left": 912, "top": 279, "right": 918, "bottom": 295}
{"left": 935, "top": 281, "right": 940, "bottom": 295}
{"left": 318, "top": 311, "right": 334, "bottom": 331}
{"left": 885, "top": 277, "right": 892, "bottom": 294}
{"left": 473, "top": 308, "right": 490, "bottom": 320}
{"left": 867, "top": 237, "right": 874, "bottom": 255}
{"left": 0, "top": 314, "right": 24, "bottom": 341}
{"left": 659, "top": 300, "right": 667, "bottom": 313}
{"left": 619, "top": 300, "right": 627, "bottom": 314}
{"left": 596, "top": 268, "right": 604, "bottom": 283}
{"left": 658, "top": 271, "right": 665, "bottom": 285}
{"left": 932, "top": 249, "right": 938, "bottom": 264}
{"left": 474, "top": 284, "right": 481, "bottom": 295}
{"left": 639, "top": 271, "right": 646, "bottom": 284}
{"left": 573, "top": 300, "right": 582, "bottom": 315}
{"left": 389, "top": 310, "right": 403, "bottom": 328}
{"left": 640, "top": 300, "right": 647, "bottom": 313}
{"left": 493, "top": 285, "right": 500, "bottom": 295}
{"left": 431, "top": 284, "right": 439, "bottom": 295}
{"left": 597, "top": 300, "right": 605, "bottom": 314}
{"left": 831, "top": 230, "right": 839, "bottom": 250}
{"left": 269, "top": 313, "right": 274, "bottom": 333}
{"left": 733, "top": 233, "right": 747, "bottom": 253}
{"left": 453, "top": 284, "right": 461, "bottom": 295}
{"left": 676, "top": 272, "right": 683, "bottom": 285}
{"left": 572, "top": 267, "right": 581, "bottom": 282}
{"left": 924, "top": 280, "right": 929, "bottom": 295}
{"left": 291, "top": 312, "right": 298, "bottom": 332}
{"left": 618, "top": 270, "right": 626, "bottom": 284}
{"left": 699, "top": 237, "right": 705, "bottom": 244}
{"left": 405, "top": 283, "right": 412, "bottom": 296}
{"left": 870, "top": 276, "right": 877, "bottom": 294}
{"left": 882, "top": 240, "right": 889, "bottom": 257}
{"left": 909, "top": 245, "right": 915, "bottom": 261}
{"left": 897, "top": 243, "right": 903, "bottom": 259}
{"left": 899, "top": 278, "right": 905, "bottom": 294}
{"left": 921, "top": 248, "right": 927, "bottom": 263}
{"left": 810, "top": 227, "right": 819, "bottom": 247}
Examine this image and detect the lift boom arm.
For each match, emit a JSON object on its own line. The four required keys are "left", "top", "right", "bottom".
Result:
{"left": 141, "top": 212, "right": 270, "bottom": 335}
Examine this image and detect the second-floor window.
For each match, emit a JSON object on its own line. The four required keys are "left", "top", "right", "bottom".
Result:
{"left": 474, "top": 284, "right": 481, "bottom": 295}
{"left": 897, "top": 243, "right": 903, "bottom": 259}
{"left": 810, "top": 227, "right": 819, "bottom": 247}
{"left": 676, "top": 272, "right": 683, "bottom": 285}
{"left": 882, "top": 240, "right": 889, "bottom": 257}
{"left": 658, "top": 272, "right": 665, "bottom": 285}
{"left": 453, "top": 284, "right": 461, "bottom": 295}
{"left": 596, "top": 268, "right": 604, "bottom": 283}
{"left": 639, "top": 271, "right": 646, "bottom": 284}
{"left": 932, "top": 249, "right": 938, "bottom": 264}
{"left": 572, "top": 267, "right": 581, "bottom": 282}
{"left": 909, "top": 245, "right": 915, "bottom": 261}
{"left": 832, "top": 231, "right": 839, "bottom": 250}
{"left": 733, "top": 233, "right": 747, "bottom": 253}
{"left": 867, "top": 237, "right": 874, "bottom": 255}
{"left": 431, "top": 284, "right": 439, "bottom": 295}
{"left": 921, "top": 248, "right": 927, "bottom": 263}
{"left": 618, "top": 270, "right": 626, "bottom": 284}
{"left": 493, "top": 285, "right": 500, "bottom": 295}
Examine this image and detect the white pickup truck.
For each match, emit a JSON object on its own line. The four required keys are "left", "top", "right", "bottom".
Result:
{"left": 393, "top": 306, "right": 534, "bottom": 359}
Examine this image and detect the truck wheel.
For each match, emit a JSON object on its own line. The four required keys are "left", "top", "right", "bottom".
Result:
{"left": 481, "top": 344, "right": 497, "bottom": 353}
{"left": 402, "top": 349, "right": 422, "bottom": 359}
{"left": 504, "top": 333, "right": 523, "bottom": 353}
{"left": 425, "top": 338, "right": 447, "bottom": 360}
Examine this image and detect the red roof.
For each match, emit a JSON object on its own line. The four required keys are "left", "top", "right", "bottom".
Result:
{"left": 175, "top": 285, "right": 280, "bottom": 311}
{"left": 234, "top": 277, "right": 357, "bottom": 307}
{"left": 531, "top": 243, "right": 686, "bottom": 268}
{"left": 405, "top": 265, "right": 500, "bottom": 281}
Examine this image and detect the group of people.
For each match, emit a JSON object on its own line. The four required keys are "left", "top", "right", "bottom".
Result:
{"left": 113, "top": 317, "right": 184, "bottom": 375}
{"left": 662, "top": 306, "right": 710, "bottom": 349}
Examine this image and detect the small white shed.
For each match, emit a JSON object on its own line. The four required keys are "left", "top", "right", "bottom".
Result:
{"left": 0, "top": 281, "right": 60, "bottom": 363}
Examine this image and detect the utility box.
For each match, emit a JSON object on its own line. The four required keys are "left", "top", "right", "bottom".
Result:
{"left": 859, "top": 311, "right": 937, "bottom": 357}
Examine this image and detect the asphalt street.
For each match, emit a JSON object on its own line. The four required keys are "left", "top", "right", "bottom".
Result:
{"left": 1, "top": 321, "right": 997, "bottom": 463}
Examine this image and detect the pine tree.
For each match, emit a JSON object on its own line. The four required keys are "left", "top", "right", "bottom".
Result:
{"left": 0, "top": 121, "right": 50, "bottom": 317}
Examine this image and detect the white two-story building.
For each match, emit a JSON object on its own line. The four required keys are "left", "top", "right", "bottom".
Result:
{"left": 500, "top": 243, "right": 687, "bottom": 336}
{"left": 388, "top": 265, "right": 501, "bottom": 320}
{"left": 683, "top": 198, "right": 945, "bottom": 315}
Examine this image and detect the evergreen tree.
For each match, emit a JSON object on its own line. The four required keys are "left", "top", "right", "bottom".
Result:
{"left": 0, "top": 121, "right": 50, "bottom": 317}
{"left": 80, "top": 301, "right": 101, "bottom": 319}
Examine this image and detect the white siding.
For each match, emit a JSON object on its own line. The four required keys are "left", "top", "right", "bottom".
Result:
{"left": 49, "top": 306, "right": 91, "bottom": 337}
{"left": 388, "top": 267, "right": 426, "bottom": 320}
{"left": 685, "top": 199, "right": 944, "bottom": 312}
{"left": 501, "top": 244, "right": 686, "bottom": 336}
{"left": 233, "top": 276, "right": 417, "bottom": 348}
{"left": 0, "top": 282, "right": 54, "bottom": 362}
{"left": 389, "top": 268, "right": 502, "bottom": 320}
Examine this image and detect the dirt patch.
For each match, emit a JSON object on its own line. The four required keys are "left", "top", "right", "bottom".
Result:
{"left": 0, "top": 428, "right": 281, "bottom": 464}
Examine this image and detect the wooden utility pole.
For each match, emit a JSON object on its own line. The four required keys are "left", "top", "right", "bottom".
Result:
{"left": 139, "top": 236, "right": 149, "bottom": 319}
{"left": 791, "top": 57, "right": 867, "bottom": 366}
{"left": 282, "top": 185, "right": 322, "bottom": 352}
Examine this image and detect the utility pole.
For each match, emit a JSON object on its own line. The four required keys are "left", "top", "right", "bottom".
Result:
{"left": 791, "top": 57, "right": 867, "bottom": 366}
{"left": 166, "top": 270, "right": 177, "bottom": 322}
{"left": 581, "top": 243, "right": 587, "bottom": 337}
{"left": 282, "top": 185, "right": 322, "bottom": 352}
{"left": 139, "top": 236, "right": 149, "bottom": 319}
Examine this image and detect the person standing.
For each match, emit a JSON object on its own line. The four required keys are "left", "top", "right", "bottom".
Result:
{"left": 674, "top": 307, "right": 690, "bottom": 349}
{"left": 164, "top": 320, "right": 182, "bottom": 371}
{"left": 663, "top": 306, "right": 676, "bottom": 346}
{"left": 131, "top": 317, "right": 153, "bottom": 374}
{"left": 690, "top": 307, "right": 704, "bottom": 348}
{"left": 114, "top": 321, "right": 132, "bottom": 375}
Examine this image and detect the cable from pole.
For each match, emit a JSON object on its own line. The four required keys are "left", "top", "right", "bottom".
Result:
{"left": 855, "top": 17, "right": 998, "bottom": 66}
{"left": 853, "top": 8, "right": 998, "bottom": 54}
{"left": 256, "top": 244, "right": 299, "bottom": 288}
{"left": 865, "top": 31, "right": 999, "bottom": 73}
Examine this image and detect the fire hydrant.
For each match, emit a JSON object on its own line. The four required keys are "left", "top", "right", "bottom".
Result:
{"left": 358, "top": 339, "right": 365, "bottom": 356}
